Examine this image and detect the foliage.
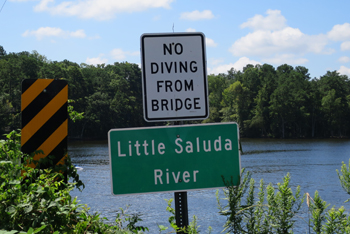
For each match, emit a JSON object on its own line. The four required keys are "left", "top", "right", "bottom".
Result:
{"left": 215, "top": 164, "right": 350, "bottom": 234}
{"left": 158, "top": 198, "right": 212, "bottom": 234}
{"left": 0, "top": 130, "right": 147, "bottom": 233}
{"left": 307, "top": 191, "right": 329, "bottom": 234}
{"left": 265, "top": 173, "right": 304, "bottom": 233}
{"left": 0, "top": 48, "right": 147, "bottom": 139}
{"left": 337, "top": 159, "right": 350, "bottom": 200}
{"left": 305, "top": 191, "right": 350, "bottom": 234}
{"left": 322, "top": 206, "right": 350, "bottom": 234}
{"left": 68, "top": 99, "right": 84, "bottom": 123}
{"left": 1, "top": 46, "right": 350, "bottom": 138}
{"left": 217, "top": 170, "right": 304, "bottom": 234}
{"left": 217, "top": 168, "right": 252, "bottom": 233}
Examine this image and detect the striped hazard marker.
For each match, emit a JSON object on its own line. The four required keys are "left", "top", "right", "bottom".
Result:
{"left": 21, "top": 79, "right": 68, "bottom": 169}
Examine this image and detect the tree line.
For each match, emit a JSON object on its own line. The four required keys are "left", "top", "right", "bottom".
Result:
{"left": 0, "top": 45, "right": 349, "bottom": 139}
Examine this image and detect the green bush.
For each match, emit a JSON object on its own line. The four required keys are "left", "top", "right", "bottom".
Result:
{"left": 216, "top": 168, "right": 350, "bottom": 234}
{"left": 0, "top": 130, "right": 147, "bottom": 234}
{"left": 216, "top": 169, "right": 303, "bottom": 234}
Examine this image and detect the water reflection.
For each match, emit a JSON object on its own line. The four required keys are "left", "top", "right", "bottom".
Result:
{"left": 69, "top": 138, "right": 350, "bottom": 233}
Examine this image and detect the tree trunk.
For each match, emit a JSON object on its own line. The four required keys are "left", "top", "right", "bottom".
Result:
{"left": 80, "top": 121, "right": 87, "bottom": 139}
{"left": 281, "top": 116, "right": 285, "bottom": 138}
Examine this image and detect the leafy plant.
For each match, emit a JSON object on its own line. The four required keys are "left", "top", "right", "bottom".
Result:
{"left": 265, "top": 173, "right": 304, "bottom": 234}
{"left": 337, "top": 159, "right": 350, "bottom": 202}
{"left": 68, "top": 99, "right": 84, "bottom": 123}
{"left": 322, "top": 206, "right": 350, "bottom": 234}
{"left": 217, "top": 170, "right": 304, "bottom": 234}
{"left": 217, "top": 168, "right": 251, "bottom": 234}
{"left": 307, "top": 191, "right": 329, "bottom": 234}
{"left": 159, "top": 198, "right": 211, "bottom": 234}
{"left": 0, "top": 130, "right": 146, "bottom": 233}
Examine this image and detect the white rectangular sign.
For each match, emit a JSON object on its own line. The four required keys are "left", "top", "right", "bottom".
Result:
{"left": 140, "top": 32, "right": 209, "bottom": 122}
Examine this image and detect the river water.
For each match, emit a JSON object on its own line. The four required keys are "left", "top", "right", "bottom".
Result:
{"left": 69, "top": 137, "right": 350, "bottom": 233}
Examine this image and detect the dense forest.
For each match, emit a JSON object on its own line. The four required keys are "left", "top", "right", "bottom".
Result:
{"left": 0, "top": 45, "right": 350, "bottom": 139}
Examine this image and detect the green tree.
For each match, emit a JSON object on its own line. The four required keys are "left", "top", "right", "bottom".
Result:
{"left": 249, "top": 64, "right": 277, "bottom": 137}
{"left": 0, "top": 93, "right": 13, "bottom": 135}
{"left": 204, "top": 74, "right": 228, "bottom": 123}
{"left": 237, "top": 65, "right": 261, "bottom": 135}
{"left": 269, "top": 65, "right": 309, "bottom": 138}
{"left": 39, "top": 61, "right": 68, "bottom": 80}
{"left": 318, "top": 71, "right": 350, "bottom": 137}
{"left": 81, "top": 92, "right": 115, "bottom": 138}
{"left": 220, "top": 81, "right": 250, "bottom": 134}
{"left": 0, "top": 45, "right": 7, "bottom": 58}
{"left": 308, "top": 79, "right": 322, "bottom": 137}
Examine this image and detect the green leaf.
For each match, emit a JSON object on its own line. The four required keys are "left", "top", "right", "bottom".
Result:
{"left": 47, "top": 201, "right": 57, "bottom": 209}
{"left": 6, "top": 206, "right": 16, "bottom": 214}
{"left": 33, "top": 225, "right": 46, "bottom": 233}
{"left": 9, "top": 180, "right": 20, "bottom": 185}
{"left": 158, "top": 225, "right": 168, "bottom": 231}
{"left": 0, "top": 231, "right": 19, "bottom": 234}
{"left": 24, "top": 205, "right": 33, "bottom": 214}
{"left": 54, "top": 197, "right": 63, "bottom": 202}
{"left": 0, "top": 161, "right": 13, "bottom": 165}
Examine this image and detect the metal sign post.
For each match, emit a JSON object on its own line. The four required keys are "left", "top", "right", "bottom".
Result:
{"left": 175, "top": 191, "right": 189, "bottom": 232}
{"left": 173, "top": 121, "right": 188, "bottom": 233}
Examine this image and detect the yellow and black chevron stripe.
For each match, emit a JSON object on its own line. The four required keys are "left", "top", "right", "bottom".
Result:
{"left": 21, "top": 79, "right": 68, "bottom": 168}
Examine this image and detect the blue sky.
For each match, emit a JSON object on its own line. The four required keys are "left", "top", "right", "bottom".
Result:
{"left": 1, "top": 0, "right": 350, "bottom": 78}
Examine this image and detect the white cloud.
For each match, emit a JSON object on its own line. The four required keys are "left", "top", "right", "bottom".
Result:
{"left": 338, "top": 66, "right": 350, "bottom": 76}
{"left": 230, "top": 27, "right": 329, "bottom": 57}
{"left": 338, "top": 56, "right": 350, "bottom": 63}
{"left": 184, "top": 28, "right": 217, "bottom": 47}
{"left": 86, "top": 55, "right": 108, "bottom": 65}
{"left": 208, "top": 57, "right": 261, "bottom": 74}
{"left": 185, "top": 28, "right": 196, "bottom": 32}
{"left": 180, "top": 10, "right": 214, "bottom": 21}
{"left": 22, "top": 27, "right": 86, "bottom": 40}
{"left": 341, "top": 41, "right": 350, "bottom": 51}
{"left": 209, "top": 58, "right": 224, "bottom": 66}
{"left": 110, "top": 48, "right": 139, "bottom": 61}
{"left": 263, "top": 54, "right": 308, "bottom": 65}
{"left": 86, "top": 49, "right": 139, "bottom": 64}
{"left": 70, "top": 29, "right": 86, "bottom": 38}
{"left": 241, "top": 9, "right": 287, "bottom": 31}
{"left": 328, "top": 23, "right": 350, "bottom": 41}
{"left": 111, "top": 48, "right": 127, "bottom": 60}
{"left": 34, "top": 0, "right": 173, "bottom": 20}
{"left": 229, "top": 9, "right": 338, "bottom": 63}
{"left": 206, "top": 38, "right": 217, "bottom": 47}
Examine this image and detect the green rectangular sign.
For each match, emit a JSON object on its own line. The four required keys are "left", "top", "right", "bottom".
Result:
{"left": 108, "top": 122, "right": 240, "bottom": 195}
